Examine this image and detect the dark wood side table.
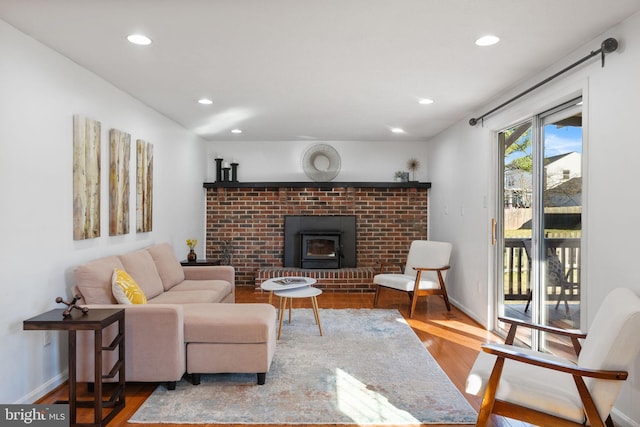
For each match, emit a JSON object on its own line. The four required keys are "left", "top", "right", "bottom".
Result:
{"left": 24, "top": 308, "right": 125, "bottom": 427}
{"left": 180, "top": 258, "right": 221, "bottom": 266}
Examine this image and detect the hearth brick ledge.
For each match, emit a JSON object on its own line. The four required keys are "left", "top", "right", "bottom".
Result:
{"left": 254, "top": 267, "right": 378, "bottom": 293}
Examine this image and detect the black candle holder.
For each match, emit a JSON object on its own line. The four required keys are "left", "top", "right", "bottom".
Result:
{"left": 230, "top": 162, "right": 239, "bottom": 182}
{"left": 222, "top": 167, "right": 231, "bottom": 182}
{"left": 214, "top": 158, "right": 224, "bottom": 182}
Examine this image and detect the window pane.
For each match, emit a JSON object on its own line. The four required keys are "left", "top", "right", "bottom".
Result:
{"left": 542, "top": 108, "right": 582, "bottom": 341}
{"left": 499, "top": 121, "right": 533, "bottom": 347}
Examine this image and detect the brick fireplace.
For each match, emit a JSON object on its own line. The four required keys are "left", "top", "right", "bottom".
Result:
{"left": 204, "top": 182, "right": 429, "bottom": 292}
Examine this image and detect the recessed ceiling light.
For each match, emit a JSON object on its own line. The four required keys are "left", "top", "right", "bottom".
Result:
{"left": 231, "top": 129, "right": 243, "bottom": 134}
{"left": 475, "top": 35, "right": 500, "bottom": 46}
{"left": 198, "top": 98, "right": 213, "bottom": 105}
{"left": 418, "top": 98, "right": 434, "bottom": 105}
{"left": 391, "top": 128, "right": 405, "bottom": 134}
{"left": 127, "top": 34, "right": 152, "bottom": 46}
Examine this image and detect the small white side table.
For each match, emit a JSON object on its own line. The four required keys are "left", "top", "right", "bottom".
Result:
{"left": 260, "top": 276, "right": 317, "bottom": 304}
{"left": 274, "top": 286, "right": 323, "bottom": 340}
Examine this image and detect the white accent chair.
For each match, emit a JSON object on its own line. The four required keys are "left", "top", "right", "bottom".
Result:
{"left": 465, "top": 287, "right": 640, "bottom": 427}
{"left": 373, "top": 240, "right": 452, "bottom": 318}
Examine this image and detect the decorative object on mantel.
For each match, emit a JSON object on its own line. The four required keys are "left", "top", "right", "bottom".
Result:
{"left": 222, "top": 163, "right": 231, "bottom": 181}
{"left": 214, "top": 156, "right": 224, "bottom": 182}
{"left": 302, "top": 144, "right": 341, "bottom": 182}
{"left": 394, "top": 171, "right": 409, "bottom": 182}
{"left": 221, "top": 239, "right": 234, "bottom": 265}
{"left": 407, "top": 158, "right": 420, "bottom": 181}
{"left": 230, "top": 161, "right": 239, "bottom": 182}
{"left": 214, "top": 155, "right": 239, "bottom": 182}
{"left": 55, "top": 295, "right": 89, "bottom": 317}
{"left": 186, "top": 239, "right": 198, "bottom": 262}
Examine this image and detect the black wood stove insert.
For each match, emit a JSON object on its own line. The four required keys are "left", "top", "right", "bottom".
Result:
{"left": 284, "top": 216, "right": 356, "bottom": 268}
{"left": 300, "top": 231, "right": 341, "bottom": 268}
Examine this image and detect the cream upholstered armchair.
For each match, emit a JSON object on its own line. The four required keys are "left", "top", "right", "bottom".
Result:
{"left": 465, "top": 287, "right": 640, "bottom": 427}
{"left": 373, "top": 240, "right": 452, "bottom": 318}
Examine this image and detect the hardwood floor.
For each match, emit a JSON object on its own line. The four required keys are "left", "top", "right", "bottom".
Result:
{"left": 37, "top": 287, "right": 531, "bottom": 427}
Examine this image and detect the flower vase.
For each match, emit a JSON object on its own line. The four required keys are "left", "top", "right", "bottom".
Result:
{"left": 187, "top": 249, "right": 197, "bottom": 262}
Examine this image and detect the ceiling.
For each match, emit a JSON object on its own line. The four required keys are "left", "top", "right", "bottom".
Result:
{"left": 1, "top": 0, "right": 639, "bottom": 142}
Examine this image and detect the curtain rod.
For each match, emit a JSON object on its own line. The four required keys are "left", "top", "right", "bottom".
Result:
{"left": 469, "top": 37, "right": 619, "bottom": 126}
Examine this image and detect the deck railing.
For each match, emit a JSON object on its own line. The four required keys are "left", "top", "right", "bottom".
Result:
{"left": 504, "top": 238, "right": 580, "bottom": 301}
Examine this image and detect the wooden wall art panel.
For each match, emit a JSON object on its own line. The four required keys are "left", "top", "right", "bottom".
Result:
{"left": 109, "top": 129, "right": 131, "bottom": 236}
{"left": 73, "top": 115, "right": 101, "bottom": 240}
{"left": 136, "top": 139, "right": 153, "bottom": 232}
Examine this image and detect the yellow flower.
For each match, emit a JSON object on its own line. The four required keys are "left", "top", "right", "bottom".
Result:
{"left": 186, "top": 239, "right": 197, "bottom": 250}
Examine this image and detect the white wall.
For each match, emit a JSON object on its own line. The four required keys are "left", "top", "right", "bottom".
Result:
{"left": 204, "top": 140, "right": 429, "bottom": 183}
{"left": 426, "top": 11, "right": 640, "bottom": 425}
{"left": 0, "top": 19, "right": 207, "bottom": 404}
{"left": 4, "top": 6, "right": 640, "bottom": 422}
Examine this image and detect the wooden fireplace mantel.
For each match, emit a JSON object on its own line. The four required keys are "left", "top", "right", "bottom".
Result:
{"left": 203, "top": 181, "right": 431, "bottom": 189}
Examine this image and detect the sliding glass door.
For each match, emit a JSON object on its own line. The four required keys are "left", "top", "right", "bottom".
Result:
{"left": 496, "top": 98, "right": 582, "bottom": 354}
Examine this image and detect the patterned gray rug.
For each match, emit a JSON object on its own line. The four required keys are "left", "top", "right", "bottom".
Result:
{"left": 130, "top": 308, "right": 477, "bottom": 425}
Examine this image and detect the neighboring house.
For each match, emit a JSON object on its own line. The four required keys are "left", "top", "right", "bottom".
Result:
{"left": 504, "top": 151, "right": 581, "bottom": 208}
{"left": 544, "top": 152, "right": 581, "bottom": 189}
{"left": 504, "top": 168, "right": 532, "bottom": 208}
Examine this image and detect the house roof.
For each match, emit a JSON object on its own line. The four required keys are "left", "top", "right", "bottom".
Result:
{"left": 545, "top": 152, "right": 579, "bottom": 165}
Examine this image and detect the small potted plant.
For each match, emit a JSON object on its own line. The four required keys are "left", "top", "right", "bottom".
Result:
{"left": 186, "top": 239, "right": 198, "bottom": 262}
{"left": 394, "top": 171, "right": 405, "bottom": 182}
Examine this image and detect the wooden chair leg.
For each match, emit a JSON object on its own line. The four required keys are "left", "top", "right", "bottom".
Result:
{"left": 605, "top": 415, "right": 614, "bottom": 427}
{"left": 373, "top": 285, "right": 381, "bottom": 307}
{"left": 438, "top": 271, "right": 452, "bottom": 311}
{"left": 555, "top": 285, "right": 571, "bottom": 315}
{"left": 476, "top": 356, "right": 506, "bottom": 427}
{"left": 409, "top": 292, "right": 419, "bottom": 318}
{"left": 524, "top": 290, "right": 532, "bottom": 312}
{"left": 555, "top": 286, "right": 564, "bottom": 310}
{"left": 410, "top": 273, "right": 421, "bottom": 318}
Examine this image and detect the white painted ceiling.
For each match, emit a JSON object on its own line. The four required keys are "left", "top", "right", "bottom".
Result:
{"left": 1, "top": 0, "right": 639, "bottom": 142}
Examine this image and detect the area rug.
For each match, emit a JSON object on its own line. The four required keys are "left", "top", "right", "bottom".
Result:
{"left": 129, "top": 309, "right": 477, "bottom": 425}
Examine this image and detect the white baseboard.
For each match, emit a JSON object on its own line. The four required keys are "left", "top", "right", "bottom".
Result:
{"left": 16, "top": 371, "right": 68, "bottom": 404}
{"left": 449, "top": 297, "right": 487, "bottom": 328}
{"left": 611, "top": 408, "right": 640, "bottom": 427}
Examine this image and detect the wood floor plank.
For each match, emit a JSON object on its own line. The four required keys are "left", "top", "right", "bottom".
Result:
{"left": 36, "top": 287, "right": 531, "bottom": 427}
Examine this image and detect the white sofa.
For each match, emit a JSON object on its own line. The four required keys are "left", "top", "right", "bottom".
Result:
{"left": 73, "top": 243, "right": 276, "bottom": 388}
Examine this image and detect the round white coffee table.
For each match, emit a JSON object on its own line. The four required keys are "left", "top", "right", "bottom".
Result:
{"left": 260, "top": 276, "right": 317, "bottom": 304}
{"left": 274, "top": 285, "right": 323, "bottom": 340}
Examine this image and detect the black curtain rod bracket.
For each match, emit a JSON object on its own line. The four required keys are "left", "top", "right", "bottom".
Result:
{"left": 469, "top": 37, "right": 618, "bottom": 126}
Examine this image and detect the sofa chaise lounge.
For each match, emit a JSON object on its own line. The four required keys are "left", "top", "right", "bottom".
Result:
{"left": 73, "top": 243, "right": 277, "bottom": 388}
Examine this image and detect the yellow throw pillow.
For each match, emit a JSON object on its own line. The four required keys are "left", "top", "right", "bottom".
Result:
{"left": 112, "top": 268, "right": 147, "bottom": 304}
